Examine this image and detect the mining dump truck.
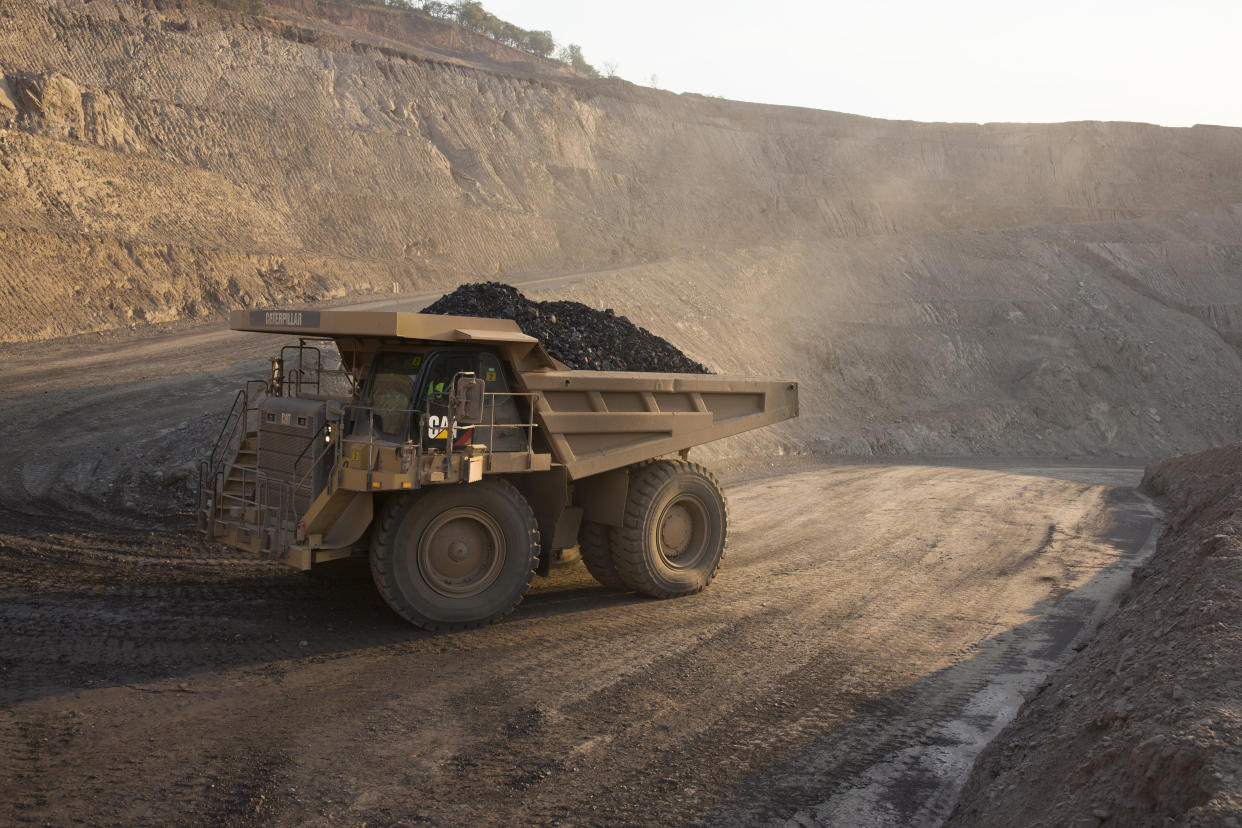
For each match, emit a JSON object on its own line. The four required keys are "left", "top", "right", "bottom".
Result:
{"left": 199, "top": 309, "right": 798, "bottom": 629}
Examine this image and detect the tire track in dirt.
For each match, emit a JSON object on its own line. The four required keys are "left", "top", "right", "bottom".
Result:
{"left": 0, "top": 462, "right": 1157, "bottom": 825}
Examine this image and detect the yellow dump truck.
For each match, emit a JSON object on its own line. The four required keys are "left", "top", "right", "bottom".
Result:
{"left": 199, "top": 309, "right": 798, "bottom": 629}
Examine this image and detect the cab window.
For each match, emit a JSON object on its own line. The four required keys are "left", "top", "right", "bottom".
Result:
{"left": 358, "top": 352, "right": 424, "bottom": 440}
{"left": 419, "top": 350, "right": 526, "bottom": 451}
{"left": 420, "top": 354, "right": 477, "bottom": 415}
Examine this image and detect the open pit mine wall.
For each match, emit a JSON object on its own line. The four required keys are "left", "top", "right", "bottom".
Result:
{"left": 3, "top": 0, "right": 1242, "bottom": 460}
{"left": 2, "top": 0, "right": 1242, "bottom": 344}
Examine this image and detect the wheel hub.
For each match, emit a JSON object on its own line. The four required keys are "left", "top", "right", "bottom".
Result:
{"left": 661, "top": 505, "right": 694, "bottom": 555}
{"left": 658, "top": 495, "right": 711, "bottom": 567}
{"left": 418, "top": 508, "right": 506, "bottom": 597}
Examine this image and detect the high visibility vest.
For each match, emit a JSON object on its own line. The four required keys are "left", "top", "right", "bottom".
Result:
{"left": 425, "top": 380, "right": 472, "bottom": 445}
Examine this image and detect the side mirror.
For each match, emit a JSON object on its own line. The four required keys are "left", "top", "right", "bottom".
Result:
{"left": 451, "top": 375, "right": 486, "bottom": 425}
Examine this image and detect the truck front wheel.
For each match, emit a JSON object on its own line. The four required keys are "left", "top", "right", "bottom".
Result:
{"left": 370, "top": 480, "right": 540, "bottom": 629}
{"left": 611, "top": 460, "right": 728, "bottom": 598}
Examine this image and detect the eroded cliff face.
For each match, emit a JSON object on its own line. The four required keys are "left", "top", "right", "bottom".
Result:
{"left": 2, "top": 0, "right": 1241, "bottom": 456}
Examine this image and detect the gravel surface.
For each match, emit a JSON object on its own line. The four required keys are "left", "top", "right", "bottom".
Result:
{"left": 422, "top": 282, "right": 709, "bottom": 373}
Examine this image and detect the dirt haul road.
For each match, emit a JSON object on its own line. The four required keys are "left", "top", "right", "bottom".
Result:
{"left": 0, "top": 352, "right": 1158, "bottom": 826}
{"left": 0, "top": 285, "right": 1158, "bottom": 824}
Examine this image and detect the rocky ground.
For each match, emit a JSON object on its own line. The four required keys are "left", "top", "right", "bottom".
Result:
{"left": 948, "top": 445, "right": 1242, "bottom": 826}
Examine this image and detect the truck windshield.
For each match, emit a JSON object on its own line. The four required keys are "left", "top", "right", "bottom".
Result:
{"left": 357, "top": 349, "right": 526, "bottom": 450}
{"left": 360, "top": 352, "right": 424, "bottom": 440}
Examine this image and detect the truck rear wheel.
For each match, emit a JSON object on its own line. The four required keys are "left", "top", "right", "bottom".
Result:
{"left": 370, "top": 480, "right": 540, "bottom": 629}
{"left": 578, "top": 520, "right": 625, "bottom": 588}
{"left": 611, "top": 460, "right": 728, "bottom": 598}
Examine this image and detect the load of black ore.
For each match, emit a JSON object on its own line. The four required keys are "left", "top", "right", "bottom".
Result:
{"left": 421, "top": 282, "right": 710, "bottom": 373}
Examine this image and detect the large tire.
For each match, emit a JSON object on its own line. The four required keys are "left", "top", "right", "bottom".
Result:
{"left": 578, "top": 519, "right": 625, "bottom": 588}
{"left": 611, "top": 460, "right": 728, "bottom": 598}
{"left": 370, "top": 480, "right": 540, "bottom": 629}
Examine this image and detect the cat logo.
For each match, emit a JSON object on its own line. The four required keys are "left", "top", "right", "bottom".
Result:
{"left": 427, "top": 414, "right": 456, "bottom": 440}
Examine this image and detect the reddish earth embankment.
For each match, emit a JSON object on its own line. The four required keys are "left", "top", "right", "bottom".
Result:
{"left": 947, "top": 445, "right": 1242, "bottom": 826}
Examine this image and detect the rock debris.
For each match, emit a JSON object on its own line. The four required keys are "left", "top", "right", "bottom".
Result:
{"left": 422, "top": 282, "right": 709, "bottom": 374}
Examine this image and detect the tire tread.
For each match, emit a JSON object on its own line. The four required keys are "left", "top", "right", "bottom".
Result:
{"left": 610, "top": 460, "right": 728, "bottom": 598}
{"left": 578, "top": 519, "right": 625, "bottom": 588}
{"left": 370, "top": 480, "right": 539, "bottom": 630}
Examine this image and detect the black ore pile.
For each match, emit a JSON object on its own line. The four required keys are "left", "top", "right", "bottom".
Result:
{"left": 421, "top": 282, "right": 710, "bottom": 373}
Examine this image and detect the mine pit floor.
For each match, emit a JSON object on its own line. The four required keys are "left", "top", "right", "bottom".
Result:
{"left": 0, "top": 460, "right": 1158, "bottom": 825}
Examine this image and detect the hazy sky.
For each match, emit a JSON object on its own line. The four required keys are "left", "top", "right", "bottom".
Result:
{"left": 483, "top": 0, "right": 1241, "bottom": 127}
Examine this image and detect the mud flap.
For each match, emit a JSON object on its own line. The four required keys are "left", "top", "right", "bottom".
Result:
{"left": 508, "top": 468, "right": 571, "bottom": 576}
{"left": 320, "top": 492, "right": 374, "bottom": 549}
{"left": 574, "top": 467, "right": 629, "bottom": 528}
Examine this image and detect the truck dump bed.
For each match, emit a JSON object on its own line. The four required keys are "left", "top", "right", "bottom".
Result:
{"left": 521, "top": 370, "right": 798, "bottom": 479}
